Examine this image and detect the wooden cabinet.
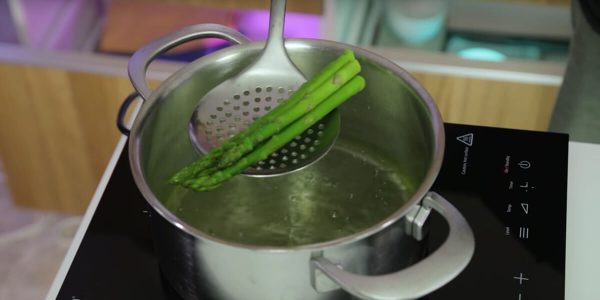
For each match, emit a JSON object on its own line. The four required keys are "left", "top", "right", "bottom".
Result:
{"left": 0, "top": 47, "right": 174, "bottom": 214}
{"left": 412, "top": 72, "right": 558, "bottom": 130}
{"left": 0, "top": 63, "right": 131, "bottom": 213}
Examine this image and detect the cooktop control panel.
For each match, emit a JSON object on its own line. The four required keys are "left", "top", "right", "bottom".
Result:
{"left": 426, "top": 124, "right": 568, "bottom": 300}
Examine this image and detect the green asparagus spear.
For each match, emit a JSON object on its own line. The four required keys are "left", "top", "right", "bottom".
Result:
{"left": 168, "top": 148, "right": 224, "bottom": 184}
{"left": 215, "top": 59, "right": 361, "bottom": 169}
{"left": 169, "top": 50, "right": 358, "bottom": 184}
{"left": 242, "top": 49, "right": 356, "bottom": 129}
{"left": 182, "top": 75, "right": 366, "bottom": 191}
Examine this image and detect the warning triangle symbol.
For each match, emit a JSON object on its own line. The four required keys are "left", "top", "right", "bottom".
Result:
{"left": 457, "top": 133, "right": 474, "bottom": 146}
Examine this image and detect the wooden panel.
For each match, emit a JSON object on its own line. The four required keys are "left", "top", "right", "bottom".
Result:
{"left": 479, "top": 0, "right": 570, "bottom": 6}
{"left": 126, "top": 0, "right": 323, "bottom": 14}
{"left": 99, "top": 0, "right": 322, "bottom": 54}
{"left": 99, "top": 1, "right": 237, "bottom": 54}
{"left": 0, "top": 63, "right": 136, "bottom": 214}
{"left": 411, "top": 72, "right": 559, "bottom": 131}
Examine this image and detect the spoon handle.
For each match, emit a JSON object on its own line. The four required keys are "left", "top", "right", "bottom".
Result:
{"left": 265, "top": 0, "right": 287, "bottom": 50}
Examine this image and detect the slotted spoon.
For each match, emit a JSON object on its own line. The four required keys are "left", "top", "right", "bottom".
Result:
{"left": 189, "top": 0, "right": 340, "bottom": 177}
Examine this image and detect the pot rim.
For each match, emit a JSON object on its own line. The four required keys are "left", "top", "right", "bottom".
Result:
{"left": 128, "top": 38, "right": 446, "bottom": 252}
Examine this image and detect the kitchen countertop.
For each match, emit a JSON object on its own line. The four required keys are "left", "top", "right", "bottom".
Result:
{"left": 45, "top": 136, "right": 600, "bottom": 300}
{"left": 564, "top": 141, "right": 600, "bottom": 300}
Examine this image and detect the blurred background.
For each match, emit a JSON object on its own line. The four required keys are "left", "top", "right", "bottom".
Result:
{"left": 0, "top": 0, "right": 573, "bottom": 298}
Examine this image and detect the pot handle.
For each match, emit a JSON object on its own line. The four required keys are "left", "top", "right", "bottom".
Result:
{"left": 310, "top": 192, "right": 475, "bottom": 300}
{"left": 128, "top": 24, "right": 251, "bottom": 101}
{"left": 116, "top": 91, "right": 140, "bottom": 136}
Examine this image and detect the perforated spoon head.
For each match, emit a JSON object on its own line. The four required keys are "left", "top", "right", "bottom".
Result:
{"left": 188, "top": 0, "right": 340, "bottom": 176}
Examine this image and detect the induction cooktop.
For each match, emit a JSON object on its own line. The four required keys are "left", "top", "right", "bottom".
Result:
{"left": 53, "top": 123, "right": 568, "bottom": 300}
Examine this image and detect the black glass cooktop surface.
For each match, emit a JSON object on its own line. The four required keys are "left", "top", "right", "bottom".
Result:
{"left": 55, "top": 123, "right": 568, "bottom": 300}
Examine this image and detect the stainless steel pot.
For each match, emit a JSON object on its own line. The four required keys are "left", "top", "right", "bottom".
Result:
{"left": 119, "top": 24, "right": 475, "bottom": 300}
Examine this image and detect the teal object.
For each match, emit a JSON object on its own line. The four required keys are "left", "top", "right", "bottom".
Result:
{"left": 457, "top": 47, "right": 507, "bottom": 62}
{"left": 446, "top": 34, "right": 568, "bottom": 62}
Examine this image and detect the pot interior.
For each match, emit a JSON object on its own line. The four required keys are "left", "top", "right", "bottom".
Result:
{"left": 133, "top": 40, "right": 440, "bottom": 247}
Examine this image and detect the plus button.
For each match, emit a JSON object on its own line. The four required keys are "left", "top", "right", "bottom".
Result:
{"left": 513, "top": 273, "right": 529, "bottom": 285}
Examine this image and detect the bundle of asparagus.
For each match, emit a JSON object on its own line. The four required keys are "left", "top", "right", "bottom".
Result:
{"left": 169, "top": 49, "right": 366, "bottom": 191}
